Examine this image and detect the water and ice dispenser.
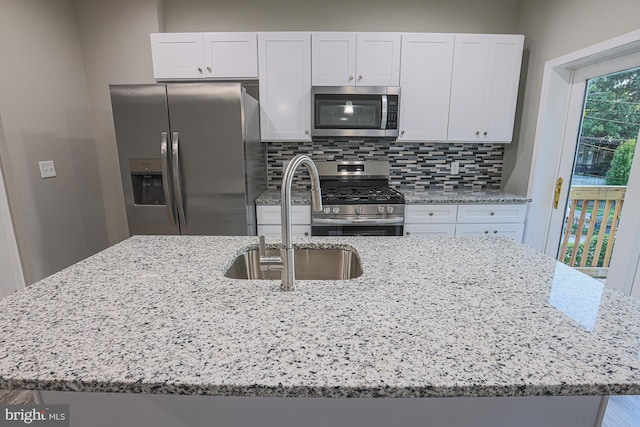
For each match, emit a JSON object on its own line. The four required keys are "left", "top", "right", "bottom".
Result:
{"left": 129, "top": 158, "right": 165, "bottom": 205}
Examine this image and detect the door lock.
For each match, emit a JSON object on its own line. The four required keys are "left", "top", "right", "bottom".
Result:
{"left": 553, "top": 177, "right": 563, "bottom": 209}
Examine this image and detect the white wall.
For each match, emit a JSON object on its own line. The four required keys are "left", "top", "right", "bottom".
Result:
{"left": 0, "top": 0, "right": 109, "bottom": 284}
{"left": 504, "top": 0, "right": 640, "bottom": 196}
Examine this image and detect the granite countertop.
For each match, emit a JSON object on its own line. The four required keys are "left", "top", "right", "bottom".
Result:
{"left": 255, "top": 189, "right": 530, "bottom": 205}
{"left": 1, "top": 235, "right": 640, "bottom": 398}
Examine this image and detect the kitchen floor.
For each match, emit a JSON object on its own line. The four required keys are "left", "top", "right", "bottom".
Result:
{"left": 602, "top": 396, "right": 640, "bottom": 427}
{"left": 0, "top": 389, "right": 34, "bottom": 404}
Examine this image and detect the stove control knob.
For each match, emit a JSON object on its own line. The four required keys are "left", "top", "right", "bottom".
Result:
{"left": 355, "top": 206, "right": 364, "bottom": 215}
{"left": 332, "top": 206, "right": 340, "bottom": 214}
{"left": 323, "top": 206, "right": 331, "bottom": 215}
{"left": 386, "top": 206, "right": 394, "bottom": 214}
{"left": 377, "top": 206, "right": 386, "bottom": 215}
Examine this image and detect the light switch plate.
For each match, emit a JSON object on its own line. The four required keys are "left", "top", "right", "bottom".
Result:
{"left": 39, "top": 160, "right": 57, "bottom": 179}
{"left": 451, "top": 161, "right": 460, "bottom": 175}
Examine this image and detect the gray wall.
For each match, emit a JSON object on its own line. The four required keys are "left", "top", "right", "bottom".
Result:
{"left": 0, "top": 0, "right": 108, "bottom": 283}
{"left": 74, "top": 0, "right": 162, "bottom": 245}
{"left": 163, "top": 0, "right": 521, "bottom": 33}
{"left": 504, "top": 0, "right": 640, "bottom": 196}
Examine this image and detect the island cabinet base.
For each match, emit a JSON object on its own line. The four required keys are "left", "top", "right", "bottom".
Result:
{"left": 39, "top": 391, "right": 605, "bottom": 427}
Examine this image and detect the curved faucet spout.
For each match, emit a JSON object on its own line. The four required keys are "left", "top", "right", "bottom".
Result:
{"left": 279, "top": 155, "right": 323, "bottom": 291}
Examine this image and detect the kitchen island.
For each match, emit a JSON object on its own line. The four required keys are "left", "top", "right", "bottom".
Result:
{"left": 1, "top": 235, "right": 640, "bottom": 426}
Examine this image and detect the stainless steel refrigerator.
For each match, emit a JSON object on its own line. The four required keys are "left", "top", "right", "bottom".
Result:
{"left": 110, "top": 83, "right": 266, "bottom": 236}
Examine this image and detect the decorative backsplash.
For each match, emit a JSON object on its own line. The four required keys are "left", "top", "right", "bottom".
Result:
{"left": 265, "top": 141, "right": 504, "bottom": 190}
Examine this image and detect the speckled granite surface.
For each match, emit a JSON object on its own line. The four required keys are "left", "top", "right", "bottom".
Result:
{"left": 255, "top": 190, "right": 530, "bottom": 205}
{"left": 400, "top": 189, "right": 530, "bottom": 204}
{"left": 255, "top": 190, "right": 313, "bottom": 205}
{"left": 1, "top": 235, "right": 639, "bottom": 398}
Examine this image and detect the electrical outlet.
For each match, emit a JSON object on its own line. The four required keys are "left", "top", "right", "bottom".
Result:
{"left": 451, "top": 161, "right": 460, "bottom": 175}
{"left": 38, "top": 160, "right": 57, "bottom": 179}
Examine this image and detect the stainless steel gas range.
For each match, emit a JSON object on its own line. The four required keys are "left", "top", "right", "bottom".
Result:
{"left": 311, "top": 161, "right": 404, "bottom": 236}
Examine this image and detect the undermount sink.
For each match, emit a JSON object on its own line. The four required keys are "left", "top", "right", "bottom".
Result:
{"left": 225, "top": 247, "right": 363, "bottom": 280}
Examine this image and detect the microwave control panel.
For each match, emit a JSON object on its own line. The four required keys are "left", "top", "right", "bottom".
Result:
{"left": 386, "top": 95, "right": 398, "bottom": 129}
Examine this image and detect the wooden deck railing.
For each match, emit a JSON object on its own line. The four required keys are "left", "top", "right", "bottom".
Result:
{"left": 559, "top": 185, "right": 626, "bottom": 278}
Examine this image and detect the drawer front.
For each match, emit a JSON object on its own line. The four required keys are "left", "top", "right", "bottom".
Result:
{"left": 454, "top": 223, "right": 524, "bottom": 241}
{"left": 404, "top": 224, "right": 455, "bottom": 236}
{"left": 405, "top": 204, "right": 458, "bottom": 224}
{"left": 456, "top": 204, "right": 526, "bottom": 224}
{"left": 257, "top": 224, "right": 311, "bottom": 238}
{"left": 257, "top": 205, "right": 311, "bottom": 225}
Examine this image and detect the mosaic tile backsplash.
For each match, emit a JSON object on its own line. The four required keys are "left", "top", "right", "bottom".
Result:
{"left": 266, "top": 141, "right": 504, "bottom": 190}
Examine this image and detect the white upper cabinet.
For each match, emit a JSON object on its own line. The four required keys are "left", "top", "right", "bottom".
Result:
{"left": 258, "top": 32, "right": 312, "bottom": 142}
{"left": 202, "top": 33, "right": 258, "bottom": 78}
{"left": 150, "top": 32, "right": 258, "bottom": 80}
{"left": 398, "top": 33, "right": 455, "bottom": 142}
{"left": 447, "top": 34, "right": 524, "bottom": 143}
{"left": 151, "top": 33, "right": 205, "bottom": 79}
{"left": 312, "top": 33, "right": 401, "bottom": 86}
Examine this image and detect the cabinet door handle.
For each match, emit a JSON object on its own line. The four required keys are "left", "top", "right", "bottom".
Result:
{"left": 490, "top": 212, "right": 495, "bottom": 216}
{"left": 493, "top": 230, "right": 498, "bottom": 234}
{"left": 197, "top": 67, "right": 203, "bottom": 73}
{"left": 304, "top": 130, "right": 310, "bottom": 135}
{"left": 349, "top": 75, "right": 354, "bottom": 81}
{"left": 484, "top": 230, "right": 489, "bottom": 234}
{"left": 207, "top": 66, "right": 212, "bottom": 73}
{"left": 406, "top": 231, "right": 411, "bottom": 236}
{"left": 429, "top": 212, "right": 434, "bottom": 216}
{"left": 475, "top": 131, "right": 480, "bottom": 136}
{"left": 304, "top": 232, "right": 309, "bottom": 237}
{"left": 358, "top": 75, "right": 363, "bottom": 81}
{"left": 484, "top": 131, "right": 488, "bottom": 136}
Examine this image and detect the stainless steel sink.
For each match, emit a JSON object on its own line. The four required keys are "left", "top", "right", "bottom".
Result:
{"left": 225, "top": 247, "right": 363, "bottom": 280}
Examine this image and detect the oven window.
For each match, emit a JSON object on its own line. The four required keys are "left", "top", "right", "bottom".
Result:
{"left": 312, "top": 225, "right": 403, "bottom": 237}
{"left": 314, "top": 95, "right": 381, "bottom": 129}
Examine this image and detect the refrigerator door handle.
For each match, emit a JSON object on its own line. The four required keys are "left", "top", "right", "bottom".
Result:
{"left": 160, "top": 132, "right": 177, "bottom": 226}
{"left": 171, "top": 132, "right": 187, "bottom": 227}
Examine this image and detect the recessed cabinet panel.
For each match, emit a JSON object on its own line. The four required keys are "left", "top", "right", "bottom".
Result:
{"left": 311, "top": 33, "right": 356, "bottom": 86}
{"left": 355, "top": 33, "right": 401, "bottom": 86}
{"left": 258, "top": 33, "right": 312, "bottom": 141}
{"left": 404, "top": 224, "right": 456, "bottom": 236}
{"left": 398, "top": 34, "right": 455, "bottom": 142}
{"left": 405, "top": 204, "right": 458, "bottom": 224}
{"left": 457, "top": 204, "right": 527, "bottom": 224}
{"left": 150, "top": 33, "right": 205, "bottom": 80}
{"left": 256, "top": 205, "right": 311, "bottom": 225}
{"left": 447, "top": 34, "right": 524, "bottom": 143}
{"left": 311, "top": 32, "right": 401, "bottom": 87}
{"left": 203, "top": 33, "right": 258, "bottom": 78}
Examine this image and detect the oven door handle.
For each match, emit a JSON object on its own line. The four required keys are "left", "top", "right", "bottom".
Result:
{"left": 312, "top": 217, "right": 404, "bottom": 226}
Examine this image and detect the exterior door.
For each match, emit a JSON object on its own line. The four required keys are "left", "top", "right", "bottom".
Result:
{"left": 545, "top": 55, "right": 640, "bottom": 288}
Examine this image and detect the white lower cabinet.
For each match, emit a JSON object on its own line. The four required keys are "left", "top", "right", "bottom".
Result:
{"left": 404, "top": 204, "right": 457, "bottom": 236}
{"left": 405, "top": 224, "right": 456, "bottom": 237}
{"left": 404, "top": 203, "right": 526, "bottom": 241}
{"left": 256, "top": 205, "right": 311, "bottom": 239}
{"left": 455, "top": 223, "right": 524, "bottom": 240}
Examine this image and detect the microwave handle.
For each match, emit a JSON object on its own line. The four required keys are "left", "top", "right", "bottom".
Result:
{"left": 380, "top": 95, "right": 388, "bottom": 130}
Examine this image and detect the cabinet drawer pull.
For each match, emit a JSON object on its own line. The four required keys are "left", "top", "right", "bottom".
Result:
{"left": 490, "top": 211, "right": 495, "bottom": 216}
{"left": 493, "top": 230, "right": 498, "bottom": 234}
{"left": 484, "top": 230, "right": 489, "bottom": 234}
{"left": 406, "top": 231, "right": 411, "bottom": 236}
{"left": 429, "top": 212, "right": 434, "bottom": 216}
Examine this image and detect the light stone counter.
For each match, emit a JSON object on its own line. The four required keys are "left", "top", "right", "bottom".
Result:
{"left": 255, "top": 189, "right": 530, "bottom": 205}
{"left": 0, "top": 235, "right": 639, "bottom": 401}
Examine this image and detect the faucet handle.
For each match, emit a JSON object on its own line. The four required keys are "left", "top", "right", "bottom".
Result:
{"left": 259, "top": 235, "right": 266, "bottom": 257}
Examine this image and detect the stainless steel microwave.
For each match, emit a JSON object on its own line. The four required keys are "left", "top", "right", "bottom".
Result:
{"left": 311, "top": 86, "right": 400, "bottom": 139}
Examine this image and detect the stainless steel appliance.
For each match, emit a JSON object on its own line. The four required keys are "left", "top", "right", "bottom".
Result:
{"left": 311, "top": 86, "right": 400, "bottom": 139}
{"left": 311, "top": 161, "right": 404, "bottom": 236}
{"left": 110, "top": 83, "right": 265, "bottom": 236}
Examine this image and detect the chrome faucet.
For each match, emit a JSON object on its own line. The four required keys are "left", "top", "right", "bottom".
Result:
{"left": 259, "top": 155, "right": 323, "bottom": 291}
